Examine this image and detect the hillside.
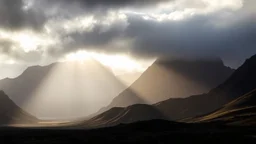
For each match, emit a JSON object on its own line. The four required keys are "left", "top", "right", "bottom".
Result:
{"left": 186, "top": 89, "right": 256, "bottom": 126}
{"left": 83, "top": 55, "right": 256, "bottom": 127}
{"left": 0, "top": 91, "right": 38, "bottom": 125}
{"left": 100, "top": 58, "right": 234, "bottom": 113}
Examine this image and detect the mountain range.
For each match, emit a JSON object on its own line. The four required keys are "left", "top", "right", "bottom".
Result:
{"left": 80, "top": 54, "right": 256, "bottom": 127}
{"left": 97, "top": 58, "right": 234, "bottom": 114}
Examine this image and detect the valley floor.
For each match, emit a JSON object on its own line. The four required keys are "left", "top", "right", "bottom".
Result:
{"left": 0, "top": 120, "right": 256, "bottom": 144}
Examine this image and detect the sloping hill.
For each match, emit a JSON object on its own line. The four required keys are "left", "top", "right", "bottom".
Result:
{"left": 187, "top": 89, "right": 256, "bottom": 126}
{"left": 0, "top": 91, "right": 38, "bottom": 125}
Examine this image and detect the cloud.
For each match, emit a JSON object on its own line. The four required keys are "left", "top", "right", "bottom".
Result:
{"left": 0, "top": 0, "right": 46, "bottom": 30}
{"left": 0, "top": 0, "right": 256, "bottom": 69}
{"left": 47, "top": 0, "right": 255, "bottom": 67}
{"left": 0, "top": 63, "right": 27, "bottom": 79}
{"left": 0, "top": 39, "right": 14, "bottom": 53}
{"left": 0, "top": 45, "right": 42, "bottom": 63}
{"left": 124, "top": 11, "right": 256, "bottom": 67}
{"left": 34, "top": 0, "right": 171, "bottom": 9}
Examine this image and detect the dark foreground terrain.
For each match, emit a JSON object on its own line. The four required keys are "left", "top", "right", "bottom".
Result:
{"left": 0, "top": 120, "right": 256, "bottom": 144}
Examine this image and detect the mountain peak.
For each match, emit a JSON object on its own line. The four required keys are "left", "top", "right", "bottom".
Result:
{"left": 154, "top": 57, "right": 225, "bottom": 67}
{"left": 101, "top": 57, "right": 234, "bottom": 112}
{"left": 244, "top": 54, "right": 256, "bottom": 65}
{"left": 0, "top": 59, "right": 126, "bottom": 119}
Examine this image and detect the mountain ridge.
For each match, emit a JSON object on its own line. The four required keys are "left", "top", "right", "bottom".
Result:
{"left": 81, "top": 54, "right": 256, "bottom": 127}
{"left": 0, "top": 90, "right": 38, "bottom": 125}
{"left": 98, "top": 58, "right": 234, "bottom": 114}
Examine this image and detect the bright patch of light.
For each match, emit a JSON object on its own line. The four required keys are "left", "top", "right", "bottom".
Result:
{"left": 94, "top": 53, "right": 145, "bottom": 73}
{"left": 130, "top": 0, "right": 243, "bottom": 22}
{"left": 45, "top": 15, "right": 97, "bottom": 34}
{"left": 22, "top": 0, "right": 34, "bottom": 10}
{"left": 0, "top": 29, "right": 57, "bottom": 53}
{"left": 65, "top": 51, "right": 92, "bottom": 62}
{"left": 63, "top": 50, "right": 154, "bottom": 75}
{"left": 103, "top": 11, "right": 127, "bottom": 26}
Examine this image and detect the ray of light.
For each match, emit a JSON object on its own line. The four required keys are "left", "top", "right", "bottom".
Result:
{"left": 17, "top": 60, "right": 125, "bottom": 120}
{"left": 4, "top": 52, "right": 158, "bottom": 124}
{"left": 62, "top": 50, "right": 155, "bottom": 75}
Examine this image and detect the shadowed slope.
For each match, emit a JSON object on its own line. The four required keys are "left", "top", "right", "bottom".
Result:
{"left": 186, "top": 89, "right": 256, "bottom": 126}
{"left": 101, "top": 58, "right": 233, "bottom": 113}
{"left": 0, "top": 64, "right": 54, "bottom": 108}
{"left": 79, "top": 104, "right": 167, "bottom": 128}
{"left": 0, "top": 91, "right": 38, "bottom": 125}
{"left": 155, "top": 54, "right": 256, "bottom": 120}
{"left": 85, "top": 55, "right": 256, "bottom": 126}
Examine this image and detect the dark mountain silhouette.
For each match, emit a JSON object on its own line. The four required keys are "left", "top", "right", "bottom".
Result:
{"left": 83, "top": 55, "right": 256, "bottom": 127}
{"left": 0, "top": 60, "right": 128, "bottom": 119}
{"left": 155, "top": 54, "right": 256, "bottom": 120}
{"left": 81, "top": 104, "right": 167, "bottom": 128}
{"left": 186, "top": 89, "right": 256, "bottom": 126}
{"left": 0, "top": 91, "right": 38, "bottom": 125}
{"left": 100, "top": 58, "right": 234, "bottom": 112}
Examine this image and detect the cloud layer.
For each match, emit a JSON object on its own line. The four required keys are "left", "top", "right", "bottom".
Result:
{"left": 0, "top": 0, "right": 256, "bottom": 70}
{"left": 0, "top": 0, "right": 45, "bottom": 30}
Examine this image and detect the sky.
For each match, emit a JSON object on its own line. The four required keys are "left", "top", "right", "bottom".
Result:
{"left": 0, "top": 0, "right": 256, "bottom": 79}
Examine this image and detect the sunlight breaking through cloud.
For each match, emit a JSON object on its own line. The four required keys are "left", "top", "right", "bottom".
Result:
{"left": 62, "top": 50, "right": 155, "bottom": 75}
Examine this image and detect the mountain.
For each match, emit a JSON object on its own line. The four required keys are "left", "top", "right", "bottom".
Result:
{"left": 82, "top": 104, "right": 167, "bottom": 128}
{"left": 0, "top": 91, "right": 38, "bottom": 125}
{"left": 101, "top": 58, "right": 234, "bottom": 111}
{"left": 186, "top": 89, "right": 256, "bottom": 126}
{"left": 116, "top": 72, "right": 142, "bottom": 86}
{"left": 155, "top": 54, "right": 256, "bottom": 120}
{"left": 0, "top": 60, "right": 126, "bottom": 119}
{"left": 83, "top": 55, "right": 256, "bottom": 127}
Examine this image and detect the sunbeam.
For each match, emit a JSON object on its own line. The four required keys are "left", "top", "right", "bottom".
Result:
{"left": 19, "top": 60, "right": 127, "bottom": 120}
{"left": 0, "top": 51, "right": 154, "bottom": 124}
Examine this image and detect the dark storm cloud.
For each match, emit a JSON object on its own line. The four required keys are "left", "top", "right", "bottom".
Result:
{"left": 55, "top": 1, "right": 256, "bottom": 68}
{"left": 40, "top": 0, "right": 170, "bottom": 8}
{"left": 59, "top": 19, "right": 127, "bottom": 54}
{"left": 123, "top": 10, "right": 256, "bottom": 67}
{"left": 1, "top": 0, "right": 255, "bottom": 68}
{"left": 0, "top": 0, "right": 46, "bottom": 30}
{"left": 31, "top": 0, "right": 172, "bottom": 19}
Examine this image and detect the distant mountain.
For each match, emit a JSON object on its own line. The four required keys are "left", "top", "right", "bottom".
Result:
{"left": 0, "top": 60, "right": 126, "bottom": 119}
{"left": 0, "top": 91, "right": 38, "bottom": 125}
{"left": 101, "top": 58, "right": 234, "bottom": 111}
{"left": 186, "top": 89, "right": 256, "bottom": 126}
{"left": 83, "top": 55, "right": 256, "bottom": 127}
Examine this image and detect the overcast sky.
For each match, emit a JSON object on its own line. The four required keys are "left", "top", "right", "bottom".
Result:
{"left": 0, "top": 0, "right": 256, "bottom": 79}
